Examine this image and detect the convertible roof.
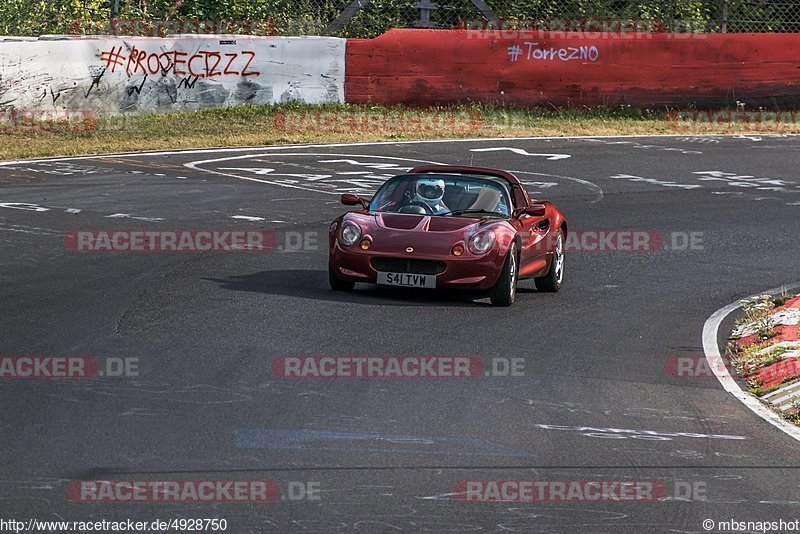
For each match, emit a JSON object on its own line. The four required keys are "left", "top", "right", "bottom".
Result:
{"left": 407, "top": 165, "right": 523, "bottom": 187}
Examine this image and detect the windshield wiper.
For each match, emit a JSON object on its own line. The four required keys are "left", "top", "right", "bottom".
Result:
{"left": 442, "top": 209, "right": 507, "bottom": 218}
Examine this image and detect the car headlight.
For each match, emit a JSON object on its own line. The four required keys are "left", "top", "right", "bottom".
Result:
{"left": 468, "top": 230, "right": 496, "bottom": 255}
{"left": 340, "top": 220, "right": 362, "bottom": 246}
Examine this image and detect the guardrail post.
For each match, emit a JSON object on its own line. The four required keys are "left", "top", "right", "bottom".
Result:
{"left": 325, "top": 0, "right": 370, "bottom": 35}
{"left": 721, "top": 0, "right": 729, "bottom": 32}
{"left": 414, "top": 0, "right": 438, "bottom": 28}
{"left": 468, "top": 0, "right": 500, "bottom": 26}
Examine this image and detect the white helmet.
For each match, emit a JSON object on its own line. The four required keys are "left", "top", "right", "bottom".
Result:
{"left": 415, "top": 178, "right": 445, "bottom": 207}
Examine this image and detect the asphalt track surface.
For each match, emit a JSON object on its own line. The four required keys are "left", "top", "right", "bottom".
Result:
{"left": 2, "top": 135, "right": 800, "bottom": 533}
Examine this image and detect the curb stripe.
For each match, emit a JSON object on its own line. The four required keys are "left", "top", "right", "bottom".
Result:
{"left": 703, "top": 283, "right": 800, "bottom": 443}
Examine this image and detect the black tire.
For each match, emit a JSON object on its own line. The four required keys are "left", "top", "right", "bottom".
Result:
{"left": 534, "top": 229, "right": 565, "bottom": 292}
{"left": 489, "top": 242, "right": 518, "bottom": 307}
{"left": 329, "top": 262, "right": 355, "bottom": 291}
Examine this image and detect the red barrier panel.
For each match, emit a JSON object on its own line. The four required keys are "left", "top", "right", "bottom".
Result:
{"left": 346, "top": 29, "right": 800, "bottom": 108}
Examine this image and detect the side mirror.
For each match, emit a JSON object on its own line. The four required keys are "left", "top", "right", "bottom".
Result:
{"left": 341, "top": 194, "right": 368, "bottom": 209}
{"left": 524, "top": 204, "right": 546, "bottom": 217}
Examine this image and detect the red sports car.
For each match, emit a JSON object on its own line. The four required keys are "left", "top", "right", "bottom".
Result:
{"left": 328, "top": 165, "right": 567, "bottom": 306}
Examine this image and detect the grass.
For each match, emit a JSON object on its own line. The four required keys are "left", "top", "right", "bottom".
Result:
{"left": 731, "top": 294, "right": 779, "bottom": 341}
{"left": 752, "top": 384, "right": 781, "bottom": 397}
{"left": 771, "top": 287, "right": 795, "bottom": 308}
{"left": 736, "top": 294, "right": 776, "bottom": 326}
{"left": 783, "top": 410, "right": 800, "bottom": 425}
{"left": 2, "top": 103, "right": 800, "bottom": 161}
{"left": 727, "top": 295, "right": 788, "bottom": 378}
{"left": 782, "top": 397, "right": 800, "bottom": 424}
{"left": 733, "top": 344, "right": 789, "bottom": 379}
{"left": 726, "top": 292, "right": 800, "bottom": 400}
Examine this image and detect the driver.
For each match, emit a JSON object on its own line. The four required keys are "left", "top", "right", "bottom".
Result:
{"left": 414, "top": 178, "right": 448, "bottom": 214}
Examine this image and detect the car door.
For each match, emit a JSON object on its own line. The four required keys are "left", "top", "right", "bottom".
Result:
{"left": 511, "top": 185, "right": 549, "bottom": 274}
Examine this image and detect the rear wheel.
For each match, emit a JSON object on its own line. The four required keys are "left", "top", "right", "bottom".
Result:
{"left": 489, "top": 243, "right": 518, "bottom": 307}
{"left": 534, "top": 229, "right": 565, "bottom": 292}
{"left": 329, "top": 262, "right": 355, "bottom": 291}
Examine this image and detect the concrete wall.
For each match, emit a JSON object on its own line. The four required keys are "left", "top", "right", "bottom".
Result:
{"left": 0, "top": 36, "right": 345, "bottom": 113}
{"left": 4, "top": 30, "right": 800, "bottom": 114}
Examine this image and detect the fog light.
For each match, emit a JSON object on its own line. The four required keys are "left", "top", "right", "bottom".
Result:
{"left": 452, "top": 244, "right": 464, "bottom": 256}
{"left": 360, "top": 239, "right": 371, "bottom": 250}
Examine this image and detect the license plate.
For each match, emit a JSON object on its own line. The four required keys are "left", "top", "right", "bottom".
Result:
{"left": 377, "top": 271, "right": 436, "bottom": 288}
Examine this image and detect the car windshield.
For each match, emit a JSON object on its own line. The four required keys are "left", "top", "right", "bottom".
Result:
{"left": 369, "top": 175, "right": 512, "bottom": 217}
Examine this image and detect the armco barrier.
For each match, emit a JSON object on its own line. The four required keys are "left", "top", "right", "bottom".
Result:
{"left": 345, "top": 29, "right": 800, "bottom": 108}
{"left": 0, "top": 36, "right": 344, "bottom": 114}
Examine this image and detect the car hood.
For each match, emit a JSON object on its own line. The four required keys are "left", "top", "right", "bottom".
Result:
{"left": 375, "top": 213, "right": 498, "bottom": 233}
{"left": 338, "top": 212, "right": 513, "bottom": 258}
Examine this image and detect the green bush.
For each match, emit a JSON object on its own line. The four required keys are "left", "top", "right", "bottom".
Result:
{"left": 0, "top": 0, "right": 794, "bottom": 37}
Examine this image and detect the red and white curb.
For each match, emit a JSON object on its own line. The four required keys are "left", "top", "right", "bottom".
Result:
{"left": 764, "top": 382, "right": 800, "bottom": 412}
{"left": 703, "top": 283, "right": 800, "bottom": 443}
{"left": 730, "top": 296, "right": 800, "bottom": 411}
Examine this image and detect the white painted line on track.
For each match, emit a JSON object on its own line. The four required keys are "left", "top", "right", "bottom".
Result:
{"left": 0, "top": 133, "right": 789, "bottom": 166}
{"left": 183, "top": 153, "right": 445, "bottom": 195}
{"left": 470, "top": 147, "right": 571, "bottom": 160}
{"left": 703, "top": 282, "right": 800, "bottom": 443}
{"left": 105, "top": 213, "right": 164, "bottom": 222}
{"left": 509, "top": 169, "right": 603, "bottom": 203}
{"left": 182, "top": 152, "right": 606, "bottom": 200}
{"left": 0, "top": 202, "right": 49, "bottom": 212}
{"left": 0, "top": 227, "right": 54, "bottom": 235}
{"left": 0, "top": 223, "right": 63, "bottom": 236}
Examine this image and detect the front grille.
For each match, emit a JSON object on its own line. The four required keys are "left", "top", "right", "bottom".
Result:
{"left": 371, "top": 258, "right": 446, "bottom": 275}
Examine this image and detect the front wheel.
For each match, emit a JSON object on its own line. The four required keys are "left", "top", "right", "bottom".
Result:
{"left": 534, "top": 229, "right": 565, "bottom": 292}
{"left": 489, "top": 242, "right": 518, "bottom": 307}
{"left": 329, "top": 262, "right": 355, "bottom": 291}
